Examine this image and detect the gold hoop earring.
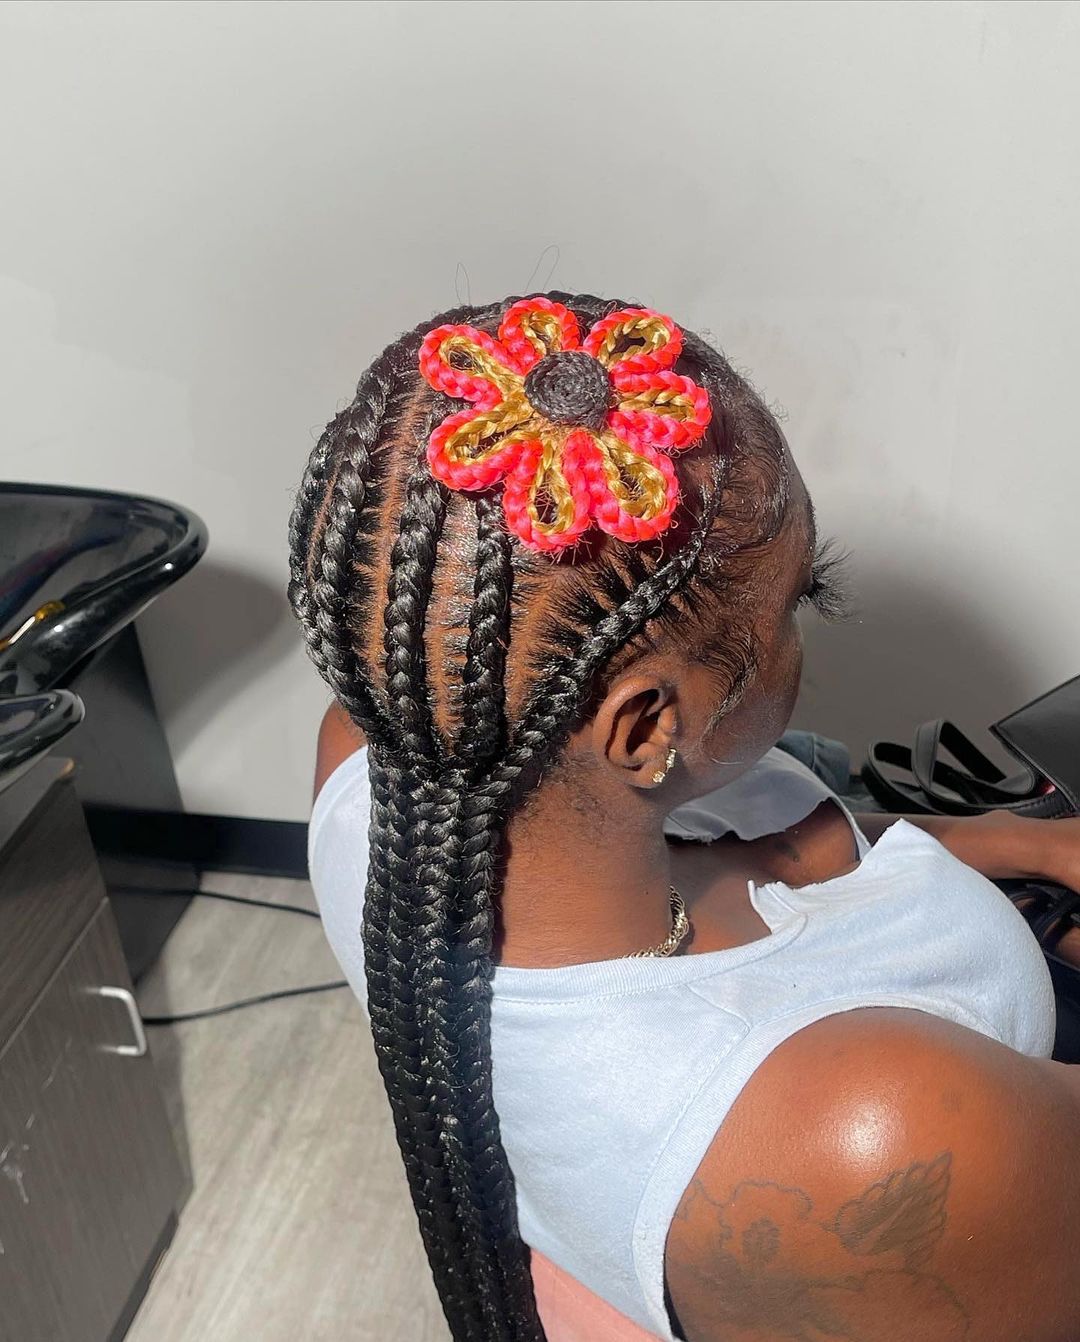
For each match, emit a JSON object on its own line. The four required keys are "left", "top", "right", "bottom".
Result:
{"left": 651, "top": 746, "right": 677, "bottom": 785}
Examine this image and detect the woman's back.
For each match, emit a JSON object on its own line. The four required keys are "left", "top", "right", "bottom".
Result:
{"left": 310, "top": 744, "right": 1057, "bottom": 1339}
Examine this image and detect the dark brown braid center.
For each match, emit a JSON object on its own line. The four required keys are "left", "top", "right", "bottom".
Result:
{"left": 522, "top": 350, "right": 612, "bottom": 429}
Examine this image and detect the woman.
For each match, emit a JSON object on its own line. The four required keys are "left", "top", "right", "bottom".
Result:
{"left": 291, "top": 292, "right": 1080, "bottom": 1342}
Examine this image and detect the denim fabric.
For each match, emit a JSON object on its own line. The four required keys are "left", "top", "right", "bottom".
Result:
{"left": 774, "top": 729, "right": 851, "bottom": 794}
{"left": 776, "top": 731, "right": 889, "bottom": 816}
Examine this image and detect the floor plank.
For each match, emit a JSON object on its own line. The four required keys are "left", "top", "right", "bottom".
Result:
{"left": 128, "top": 873, "right": 449, "bottom": 1342}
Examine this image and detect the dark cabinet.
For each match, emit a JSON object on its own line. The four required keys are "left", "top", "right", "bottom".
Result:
{"left": 0, "top": 762, "right": 185, "bottom": 1342}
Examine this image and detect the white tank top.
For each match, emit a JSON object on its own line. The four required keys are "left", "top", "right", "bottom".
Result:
{"left": 309, "top": 747, "right": 1056, "bottom": 1341}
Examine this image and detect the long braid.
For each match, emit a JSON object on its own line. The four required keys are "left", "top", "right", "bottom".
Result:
{"left": 398, "top": 472, "right": 729, "bottom": 1337}
{"left": 405, "top": 500, "right": 532, "bottom": 1330}
{"left": 292, "top": 347, "right": 488, "bottom": 1328}
{"left": 290, "top": 293, "right": 786, "bottom": 1342}
{"left": 296, "top": 300, "right": 524, "bottom": 1337}
{"left": 369, "top": 457, "right": 496, "bottom": 1330}
{"left": 370, "top": 464, "right": 728, "bottom": 1340}
{"left": 364, "top": 756, "right": 493, "bottom": 1336}
{"left": 375, "top": 457, "right": 531, "bottom": 1334}
{"left": 419, "top": 492, "right": 531, "bottom": 1329}
{"left": 373, "top": 476, "right": 509, "bottom": 1332}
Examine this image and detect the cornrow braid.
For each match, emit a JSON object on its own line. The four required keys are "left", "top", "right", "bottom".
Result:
{"left": 289, "top": 292, "right": 788, "bottom": 1341}
{"left": 456, "top": 494, "right": 512, "bottom": 767}
{"left": 381, "top": 456, "right": 449, "bottom": 765}
{"left": 492, "top": 459, "right": 730, "bottom": 811}
{"left": 298, "top": 366, "right": 402, "bottom": 748}
{"left": 371, "top": 455, "right": 510, "bottom": 1332}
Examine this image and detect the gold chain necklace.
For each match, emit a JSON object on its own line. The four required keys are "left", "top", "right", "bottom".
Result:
{"left": 628, "top": 887, "right": 691, "bottom": 958}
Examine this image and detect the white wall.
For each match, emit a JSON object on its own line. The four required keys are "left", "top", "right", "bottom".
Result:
{"left": 2, "top": 0, "right": 1078, "bottom": 821}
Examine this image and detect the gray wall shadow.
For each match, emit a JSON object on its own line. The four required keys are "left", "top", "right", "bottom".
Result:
{"left": 792, "top": 562, "right": 1040, "bottom": 770}
{"left": 135, "top": 559, "right": 297, "bottom": 758}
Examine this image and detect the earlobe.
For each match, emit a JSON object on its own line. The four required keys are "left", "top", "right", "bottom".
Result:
{"left": 651, "top": 745, "right": 677, "bottom": 785}
{"left": 590, "top": 673, "right": 681, "bottom": 789}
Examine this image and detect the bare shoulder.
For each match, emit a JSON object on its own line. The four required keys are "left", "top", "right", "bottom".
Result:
{"left": 665, "top": 1007, "right": 1080, "bottom": 1342}
{"left": 313, "top": 701, "right": 366, "bottom": 801}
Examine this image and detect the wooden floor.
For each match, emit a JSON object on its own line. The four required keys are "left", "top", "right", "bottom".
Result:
{"left": 128, "top": 873, "right": 450, "bottom": 1342}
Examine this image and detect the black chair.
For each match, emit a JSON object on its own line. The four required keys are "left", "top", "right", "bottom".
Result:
{"left": 0, "top": 483, "right": 208, "bottom": 978}
{"left": 0, "top": 690, "right": 84, "bottom": 795}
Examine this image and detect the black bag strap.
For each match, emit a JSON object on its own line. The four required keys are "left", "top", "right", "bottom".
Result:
{"left": 865, "top": 718, "right": 1075, "bottom": 819}
{"left": 864, "top": 730, "right": 1025, "bottom": 816}
{"left": 911, "top": 719, "right": 1006, "bottom": 799}
{"left": 1030, "top": 890, "right": 1080, "bottom": 946}
{"left": 862, "top": 741, "right": 938, "bottom": 814}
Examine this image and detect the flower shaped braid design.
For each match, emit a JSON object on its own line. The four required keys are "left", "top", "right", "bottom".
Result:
{"left": 418, "top": 297, "right": 712, "bottom": 553}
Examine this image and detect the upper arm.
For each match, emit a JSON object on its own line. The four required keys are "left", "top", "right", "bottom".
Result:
{"left": 313, "top": 701, "right": 366, "bottom": 801}
{"left": 666, "top": 1008, "right": 1080, "bottom": 1342}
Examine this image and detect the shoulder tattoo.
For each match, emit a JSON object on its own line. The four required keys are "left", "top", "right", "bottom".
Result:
{"left": 669, "top": 1152, "right": 971, "bottom": 1340}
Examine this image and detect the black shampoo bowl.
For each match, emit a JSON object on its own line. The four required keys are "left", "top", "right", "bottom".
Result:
{"left": 0, "top": 690, "right": 84, "bottom": 795}
{"left": 0, "top": 483, "right": 208, "bottom": 978}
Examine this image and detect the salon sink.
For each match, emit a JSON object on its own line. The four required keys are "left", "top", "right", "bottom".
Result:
{"left": 0, "top": 482, "right": 207, "bottom": 696}
{"left": 0, "top": 690, "right": 84, "bottom": 795}
{"left": 0, "top": 482, "right": 208, "bottom": 979}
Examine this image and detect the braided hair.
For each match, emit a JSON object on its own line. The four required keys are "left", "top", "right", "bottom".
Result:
{"left": 289, "top": 292, "right": 788, "bottom": 1340}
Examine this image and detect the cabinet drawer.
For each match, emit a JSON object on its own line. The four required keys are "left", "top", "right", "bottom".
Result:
{"left": 0, "top": 763, "right": 103, "bottom": 1044}
{"left": 0, "top": 900, "right": 184, "bottom": 1342}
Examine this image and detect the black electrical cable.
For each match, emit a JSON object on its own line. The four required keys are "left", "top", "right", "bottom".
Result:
{"left": 117, "top": 885, "right": 350, "bottom": 1024}
{"left": 141, "top": 979, "right": 348, "bottom": 1026}
{"left": 113, "top": 883, "right": 323, "bottom": 920}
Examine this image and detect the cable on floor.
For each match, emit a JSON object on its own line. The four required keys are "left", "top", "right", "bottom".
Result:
{"left": 141, "top": 980, "right": 348, "bottom": 1026}
{"left": 115, "top": 884, "right": 350, "bottom": 1024}
{"left": 112, "top": 883, "right": 323, "bottom": 919}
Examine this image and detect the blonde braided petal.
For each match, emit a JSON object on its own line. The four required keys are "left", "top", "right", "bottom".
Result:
{"left": 440, "top": 391, "right": 533, "bottom": 465}
{"left": 583, "top": 309, "right": 683, "bottom": 374}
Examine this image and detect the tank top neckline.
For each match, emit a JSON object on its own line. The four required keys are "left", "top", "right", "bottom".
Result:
{"left": 492, "top": 819, "right": 925, "bottom": 1002}
{"left": 309, "top": 744, "right": 922, "bottom": 1002}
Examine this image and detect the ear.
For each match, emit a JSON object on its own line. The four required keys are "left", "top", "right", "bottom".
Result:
{"left": 589, "top": 672, "right": 681, "bottom": 789}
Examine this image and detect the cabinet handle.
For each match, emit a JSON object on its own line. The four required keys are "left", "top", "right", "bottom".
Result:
{"left": 92, "top": 986, "right": 149, "bottom": 1058}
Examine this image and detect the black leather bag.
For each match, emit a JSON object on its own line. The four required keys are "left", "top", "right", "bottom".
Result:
{"left": 862, "top": 674, "right": 1080, "bottom": 819}
{"left": 862, "top": 676, "right": 1080, "bottom": 1063}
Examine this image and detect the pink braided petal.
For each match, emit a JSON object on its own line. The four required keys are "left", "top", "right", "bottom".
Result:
{"left": 498, "top": 298, "right": 582, "bottom": 373}
{"left": 427, "top": 412, "right": 525, "bottom": 492}
{"left": 418, "top": 325, "right": 517, "bottom": 401}
{"left": 608, "top": 371, "right": 712, "bottom": 453}
{"left": 582, "top": 308, "right": 683, "bottom": 374}
{"left": 501, "top": 435, "right": 593, "bottom": 554}
{"left": 577, "top": 435, "right": 681, "bottom": 544}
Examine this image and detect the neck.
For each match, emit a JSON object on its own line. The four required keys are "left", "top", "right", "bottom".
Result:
{"left": 496, "top": 779, "right": 675, "bottom": 968}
